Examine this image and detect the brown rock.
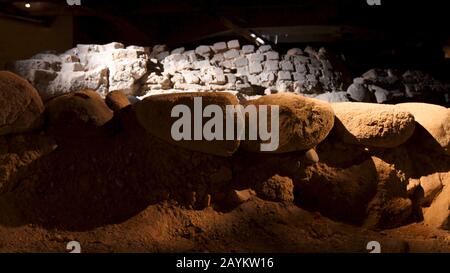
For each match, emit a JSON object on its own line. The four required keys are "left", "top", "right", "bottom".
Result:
{"left": 254, "top": 174, "right": 294, "bottom": 202}
{"left": 364, "top": 157, "right": 412, "bottom": 229}
{"left": 45, "top": 89, "right": 113, "bottom": 135}
{"left": 304, "top": 148, "right": 319, "bottom": 164}
{"left": 226, "top": 189, "right": 256, "bottom": 207}
{"left": 105, "top": 91, "right": 131, "bottom": 111}
{"left": 331, "top": 102, "right": 415, "bottom": 148}
{"left": 298, "top": 160, "right": 379, "bottom": 224}
{"left": 397, "top": 103, "right": 450, "bottom": 155}
{"left": 242, "top": 93, "right": 335, "bottom": 153}
{"left": 423, "top": 184, "right": 450, "bottom": 230}
{"left": 420, "top": 173, "right": 444, "bottom": 207}
{"left": 0, "top": 71, "right": 44, "bottom": 135}
{"left": 134, "top": 92, "right": 240, "bottom": 157}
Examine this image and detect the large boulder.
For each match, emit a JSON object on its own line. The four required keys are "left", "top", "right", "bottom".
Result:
{"left": 134, "top": 92, "right": 241, "bottom": 157}
{"left": 331, "top": 102, "right": 415, "bottom": 148}
{"left": 397, "top": 103, "right": 450, "bottom": 155}
{"left": 241, "top": 93, "right": 335, "bottom": 153}
{"left": 45, "top": 89, "right": 113, "bottom": 135}
{"left": 0, "top": 71, "right": 45, "bottom": 135}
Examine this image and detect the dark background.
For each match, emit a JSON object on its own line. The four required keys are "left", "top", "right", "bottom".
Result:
{"left": 0, "top": 0, "right": 449, "bottom": 79}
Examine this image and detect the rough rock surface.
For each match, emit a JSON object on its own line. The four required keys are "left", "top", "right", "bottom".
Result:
{"left": 348, "top": 69, "right": 450, "bottom": 105}
{"left": 8, "top": 43, "right": 147, "bottom": 99}
{"left": 397, "top": 103, "right": 450, "bottom": 155}
{"left": 9, "top": 42, "right": 351, "bottom": 101}
{"left": 0, "top": 134, "right": 57, "bottom": 194}
{"left": 331, "top": 102, "right": 416, "bottom": 148}
{"left": 314, "top": 92, "right": 350, "bottom": 103}
{"left": 134, "top": 92, "right": 240, "bottom": 157}
{"left": 45, "top": 89, "right": 113, "bottom": 136}
{"left": 0, "top": 71, "right": 45, "bottom": 135}
{"left": 241, "top": 93, "right": 335, "bottom": 153}
{"left": 423, "top": 183, "right": 450, "bottom": 230}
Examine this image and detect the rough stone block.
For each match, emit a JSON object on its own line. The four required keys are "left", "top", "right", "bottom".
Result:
{"left": 278, "top": 71, "right": 292, "bottom": 81}
{"left": 247, "top": 53, "right": 265, "bottom": 63}
{"left": 234, "top": 56, "right": 248, "bottom": 67}
{"left": 242, "top": 45, "right": 255, "bottom": 54}
{"left": 258, "top": 45, "right": 272, "bottom": 53}
{"left": 212, "top": 42, "right": 228, "bottom": 53}
{"left": 227, "top": 40, "right": 240, "bottom": 50}
{"left": 264, "top": 60, "right": 279, "bottom": 72}
{"left": 195, "top": 45, "right": 212, "bottom": 57}
{"left": 249, "top": 62, "right": 263, "bottom": 75}
{"left": 265, "top": 51, "right": 280, "bottom": 60}
{"left": 224, "top": 49, "right": 240, "bottom": 60}
{"left": 280, "top": 60, "right": 294, "bottom": 71}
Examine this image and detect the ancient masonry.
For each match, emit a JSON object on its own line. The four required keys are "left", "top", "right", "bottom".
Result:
{"left": 7, "top": 41, "right": 349, "bottom": 101}
{"left": 7, "top": 41, "right": 450, "bottom": 104}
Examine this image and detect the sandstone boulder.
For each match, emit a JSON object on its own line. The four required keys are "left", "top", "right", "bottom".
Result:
{"left": 331, "top": 102, "right": 415, "bottom": 148}
{"left": 241, "top": 93, "right": 335, "bottom": 153}
{"left": 134, "top": 92, "right": 241, "bottom": 157}
{"left": 105, "top": 90, "right": 131, "bottom": 111}
{"left": 254, "top": 174, "right": 294, "bottom": 202}
{"left": 0, "top": 71, "right": 45, "bottom": 135}
{"left": 397, "top": 103, "right": 450, "bottom": 155}
{"left": 45, "top": 89, "right": 113, "bottom": 135}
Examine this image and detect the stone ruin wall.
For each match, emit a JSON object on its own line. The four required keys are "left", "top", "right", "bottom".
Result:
{"left": 6, "top": 41, "right": 349, "bottom": 100}
{"left": 7, "top": 40, "right": 450, "bottom": 104}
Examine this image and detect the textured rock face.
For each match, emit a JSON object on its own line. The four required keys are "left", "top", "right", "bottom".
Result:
{"left": 45, "top": 89, "right": 113, "bottom": 136}
{"left": 241, "top": 93, "right": 335, "bottom": 153}
{"left": 347, "top": 69, "right": 450, "bottom": 104}
{"left": 9, "top": 43, "right": 147, "bottom": 100}
{"left": 0, "top": 71, "right": 45, "bottom": 135}
{"left": 423, "top": 184, "right": 450, "bottom": 230}
{"left": 105, "top": 91, "right": 131, "bottom": 111}
{"left": 0, "top": 134, "right": 57, "bottom": 194}
{"left": 9, "top": 42, "right": 351, "bottom": 101}
{"left": 397, "top": 103, "right": 450, "bottom": 155}
{"left": 331, "top": 102, "right": 416, "bottom": 148}
{"left": 314, "top": 91, "right": 350, "bottom": 103}
{"left": 134, "top": 92, "right": 241, "bottom": 157}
